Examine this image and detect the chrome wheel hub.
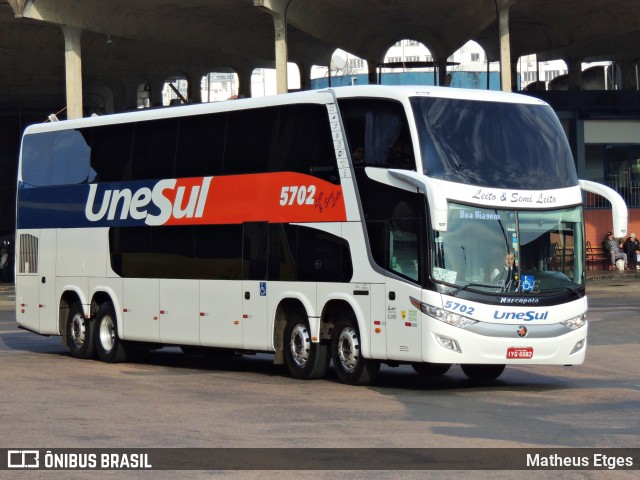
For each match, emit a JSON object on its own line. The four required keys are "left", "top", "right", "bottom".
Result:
{"left": 337, "top": 326, "right": 359, "bottom": 373}
{"left": 99, "top": 315, "right": 116, "bottom": 352}
{"left": 70, "top": 313, "right": 86, "bottom": 348}
{"left": 289, "top": 323, "right": 310, "bottom": 368}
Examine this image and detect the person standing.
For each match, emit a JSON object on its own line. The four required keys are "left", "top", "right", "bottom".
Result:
{"left": 0, "top": 247, "right": 8, "bottom": 283}
{"left": 603, "top": 231, "right": 628, "bottom": 270}
{"left": 624, "top": 232, "right": 640, "bottom": 270}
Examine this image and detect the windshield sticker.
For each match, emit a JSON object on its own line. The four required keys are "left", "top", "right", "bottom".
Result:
{"left": 459, "top": 209, "right": 502, "bottom": 221}
{"left": 520, "top": 275, "right": 535, "bottom": 292}
{"left": 433, "top": 267, "right": 457, "bottom": 283}
{"left": 495, "top": 278, "right": 540, "bottom": 294}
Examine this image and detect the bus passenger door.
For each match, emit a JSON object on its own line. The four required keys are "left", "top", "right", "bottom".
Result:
{"left": 242, "top": 280, "right": 269, "bottom": 350}
{"left": 242, "top": 223, "right": 270, "bottom": 351}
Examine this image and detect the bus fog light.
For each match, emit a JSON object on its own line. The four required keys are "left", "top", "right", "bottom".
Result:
{"left": 570, "top": 339, "right": 585, "bottom": 355}
{"left": 435, "top": 334, "right": 461, "bottom": 353}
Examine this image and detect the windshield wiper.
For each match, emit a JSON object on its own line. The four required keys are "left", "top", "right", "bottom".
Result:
{"left": 450, "top": 282, "right": 496, "bottom": 295}
{"left": 555, "top": 284, "right": 583, "bottom": 299}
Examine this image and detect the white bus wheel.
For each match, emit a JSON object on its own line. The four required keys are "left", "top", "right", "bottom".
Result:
{"left": 284, "top": 309, "right": 328, "bottom": 380}
{"left": 95, "top": 302, "right": 129, "bottom": 363}
{"left": 331, "top": 314, "right": 380, "bottom": 385}
{"left": 67, "top": 301, "right": 94, "bottom": 359}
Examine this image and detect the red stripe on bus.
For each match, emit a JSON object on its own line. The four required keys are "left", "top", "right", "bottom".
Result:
{"left": 163, "top": 173, "right": 346, "bottom": 225}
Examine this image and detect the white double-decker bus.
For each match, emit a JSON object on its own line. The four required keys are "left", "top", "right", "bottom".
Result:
{"left": 15, "top": 85, "right": 627, "bottom": 384}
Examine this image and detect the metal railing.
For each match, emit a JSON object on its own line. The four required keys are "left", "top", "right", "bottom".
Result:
{"left": 582, "top": 179, "right": 640, "bottom": 209}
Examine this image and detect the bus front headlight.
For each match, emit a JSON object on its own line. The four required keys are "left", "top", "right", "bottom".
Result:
{"left": 410, "top": 297, "right": 478, "bottom": 329}
{"left": 561, "top": 313, "right": 587, "bottom": 330}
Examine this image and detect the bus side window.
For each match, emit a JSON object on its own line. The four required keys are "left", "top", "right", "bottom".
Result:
{"left": 268, "top": 224, "right": 297, "bottom": 281}
{"left": 224, "top": 108, "right": 278, "bottom": 175}
{"left": 175, "top": 113, "right": 225, "bottom": 178}
{"left": 338, "top": 98, "right": 416, "bottom": 171}
{"left": 275, "top": 104, "right": 339, "bottom": 184}
{"left": 243, "top": 223, "right": 268, "bottom": 281}
{"left": 131, "top": 118, "right": 179, "bottom": 181}
{"left": 90, "top": 124, "right": 134, "bottom": 182}
{"left": 296, "top": 226, "right": 352, "bottom": 282}
{"left": 195, "top": 225, "right": 243, "bottom": 280}
{"left": 22, "top": 130, "right": 91, "bottom": 186}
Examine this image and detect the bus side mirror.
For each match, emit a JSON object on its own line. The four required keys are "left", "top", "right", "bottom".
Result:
{"left": 579, "top": 179, "right": 628, "bottom": 237}
{"left": 388, "top": 169, "right": 448, "bottom": 231}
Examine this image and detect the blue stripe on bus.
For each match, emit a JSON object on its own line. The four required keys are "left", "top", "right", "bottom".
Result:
{"left": 17, "top": 181, "right": 160, "bottom": 229}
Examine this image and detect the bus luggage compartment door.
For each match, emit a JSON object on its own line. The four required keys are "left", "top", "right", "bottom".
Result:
{"left": 16, "top": 229, "right": 58, "bottom": 335}
{"left": 385, "top": 280, "right": 423, "bottom": 362}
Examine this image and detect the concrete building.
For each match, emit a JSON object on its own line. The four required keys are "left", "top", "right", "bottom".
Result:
{"left": 1, "top": 0, "right": 640, "bottom": 249}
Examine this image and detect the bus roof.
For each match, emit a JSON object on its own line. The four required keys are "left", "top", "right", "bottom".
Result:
{"left": 23, "top": 85, "right": 548, "bottom": 135}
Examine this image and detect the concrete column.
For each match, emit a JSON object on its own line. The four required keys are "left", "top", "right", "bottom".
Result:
{"left": 125, "top": 80, "right": 147, "bottom": 111}
{"left": 567, "top": 111, "right": 586, "bottom": 177}
{"left": 107, "top": 81, "right": 126, "bottom": 113}
{"left": 497, "top": 3, "right": 512, "bottom": 92}
{"left": 61, "top": 26, "right": 83, "bottom": 119}
{"left": 618, "top": 59, "right": 638, "bottom": 90}
{"left": 367, "top": 60, "right": 377, "bottom": 85}
{"left": 235, "top": 68, "right": 253, "bottom": 99}
{"left": 255, "top": 0, "right": 288, "bottom": 94}
{"left": 273, "top": 13, "right": 288, "bottom": 94}
{"left": 567, "top": 58, "right": 583, "bottom": 90}
{"left": 149, "top": 79, "right": 166, "bottom": 107}
{"left": 187, "top": 72, "right": 205, "bottom": 103}
{"left": 297, "top": 63, "right": 309, "bottom": 91}
{"left": 437, "top": 59, "right": 448, "bottom": 86}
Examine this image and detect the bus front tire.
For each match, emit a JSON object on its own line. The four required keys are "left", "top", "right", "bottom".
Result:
{"left": 461, "top": 364, "right": 505, "bottom": 381}
{"left": 67, "top": 301, "right": 95, "bottom": 359}
{"left": 284, "top": 310, "right": 328, "bottom": 380}
{"left": 331, "top": 314, "right": 380, "bottom": 385}
{"left": 95, "top": 302, "right": 129, "bottom": 363}
{"left": 412, "top": 362, "right": 451, "bottom": 377}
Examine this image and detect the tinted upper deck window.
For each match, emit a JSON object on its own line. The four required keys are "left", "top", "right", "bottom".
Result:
{"left": 410, "top": 97, "right": 578, "bottom": 189}
{"left": 21, "top": 130, "right": 92, "bottom": 186}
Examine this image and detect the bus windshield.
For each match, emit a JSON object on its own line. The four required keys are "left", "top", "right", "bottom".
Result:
{"left": 432, "top": 203, "right": 585, "bottom": 294}
{"left": 410, "top": 96, "right": 578, "bottom": 190}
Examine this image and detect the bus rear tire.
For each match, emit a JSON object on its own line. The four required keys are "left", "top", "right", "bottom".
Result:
{"left": 67, "top": 301, "right": 95, "bottom": 359}
{"left": 461, "top": 364, "right": 505, "bottom": 381}
{"left": 412, "top": 362, "right": 451, "bottom": 377}
{"left": 95, "top": 302, "right": 129, "bottom": 363}
{"left": 331, "top": 314, "right": 380, "bottom": 385}
{"left": 284, "top": 309, "right": 328, "bottom": 380}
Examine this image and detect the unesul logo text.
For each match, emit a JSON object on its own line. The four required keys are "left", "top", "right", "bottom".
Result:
{"left": 85, "top": 177, "right": 212, "bottom": 226}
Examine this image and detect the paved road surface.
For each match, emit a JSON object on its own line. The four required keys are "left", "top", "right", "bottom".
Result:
{"left": 0, "top": 278, "right": 638, "bottom": 479}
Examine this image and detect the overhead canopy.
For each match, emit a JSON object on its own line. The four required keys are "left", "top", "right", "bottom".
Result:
{"left": 1, "top": 0, "right": 639, "bottom": 111}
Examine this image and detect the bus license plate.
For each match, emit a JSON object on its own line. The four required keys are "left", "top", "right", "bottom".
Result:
{"left": 506, "top": 347, "right": 533, "bottom": 359}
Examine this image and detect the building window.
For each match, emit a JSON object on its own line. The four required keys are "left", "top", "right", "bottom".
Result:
{"left": 348, "top": 58, "right": 364, "bottom": 69}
